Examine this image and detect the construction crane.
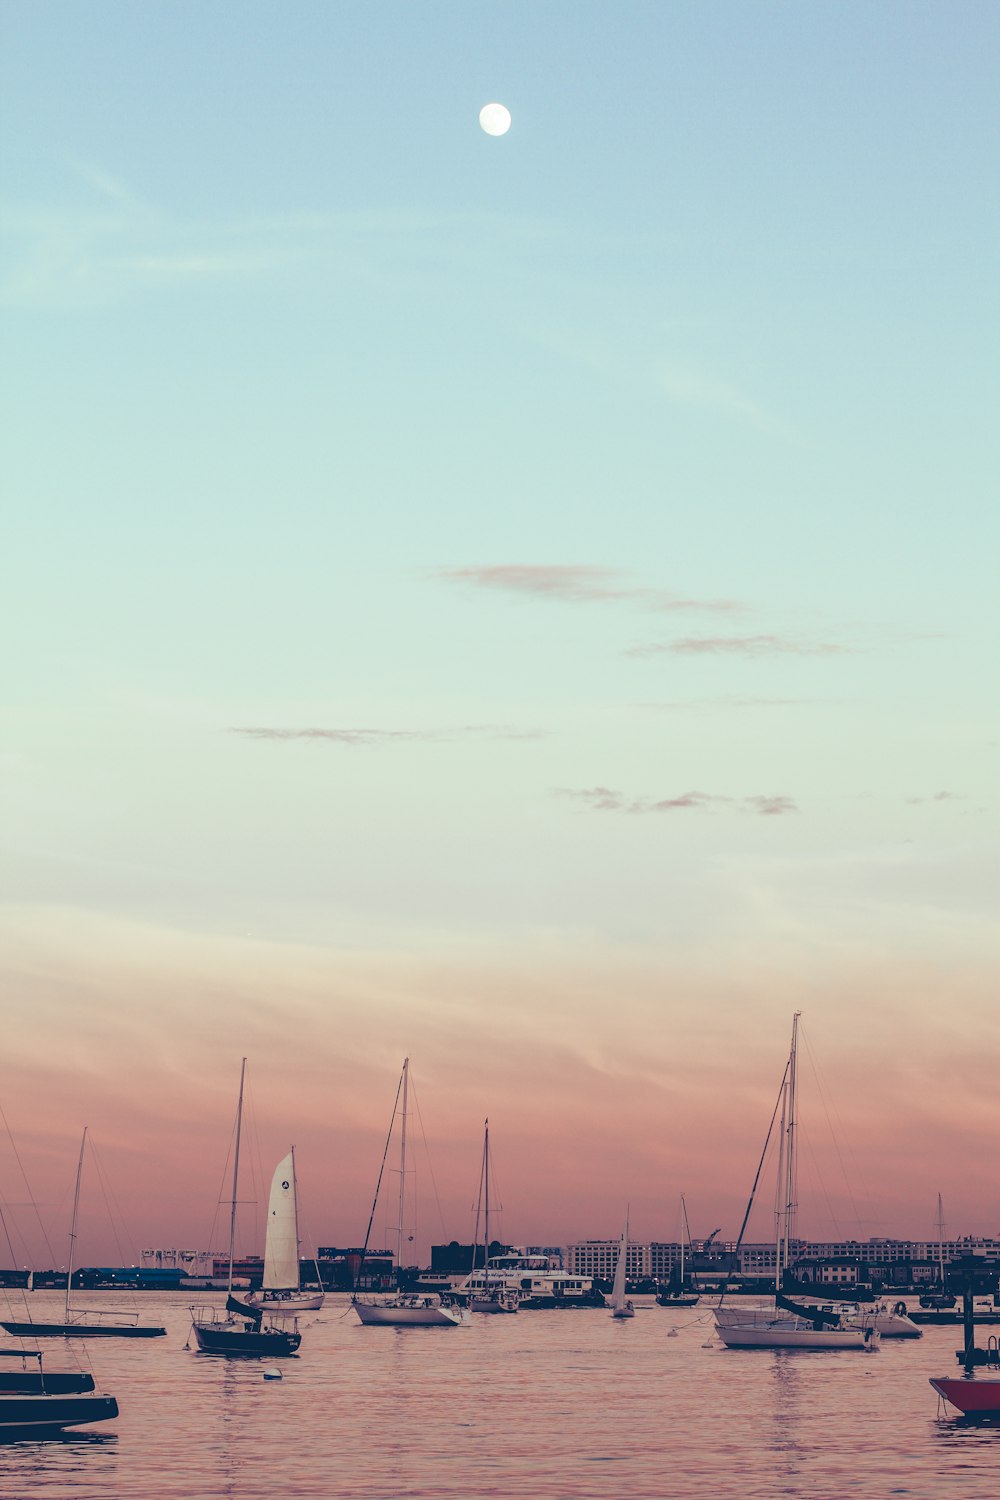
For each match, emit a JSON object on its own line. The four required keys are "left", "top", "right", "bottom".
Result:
{"left": 702, "top": 1228, "right": 723, "bottom": 1253}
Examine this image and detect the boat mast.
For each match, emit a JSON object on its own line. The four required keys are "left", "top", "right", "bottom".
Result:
{"left": 781, "top": 1012, "right": 801, "bottom": 1286}
{"left": 65, "top": 1126, "right": 87, "bottom": 1320}
{"left": 396, "top": 1057, "right": 409, "bottom": 1280}
{"left": 774, "top": 1068, "right": 789, "bottom": 1289}
{"left": 937, "top": 1192, "right": 946, "bottom": 1288}
{"left": 227, "top": 1057, "right": 247, "bottom": 1298}
{"left": 291, "top": 1144, "right": 300, "bottom": 1293}
{"left": 679, "top": 1194, "right": 688, "bottom": 1287}
{"left": 484, "top": 1119, "right": 491, "bottom": 1293}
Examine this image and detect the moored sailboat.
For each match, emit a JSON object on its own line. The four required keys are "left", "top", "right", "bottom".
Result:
{"left": 352, "top": 1059, "right": 468, "bottom": 1327}
{"left": 713, "top": 1014, "right": 876, "bottom": 1352}
{"left": 189, "top": 1060, "right": 301, "bottom": 1356}
{"left": 469, "top": 1120, "right": 517, "bottom": 1314}
{"left": 656, "top": 1195, "right": 700, "bottom": 1307}
{"left": 0, "top": 1128, "right": 165, "bottom": 1340}
{"left": 247, "top": 1149, "right": 325, "bottom": 1314}
{"left": 0, "top": 1350, "right": 118, "bottom": 1435}
{"left": 609, "top": 1208, "right": 635, "bottom": 1319}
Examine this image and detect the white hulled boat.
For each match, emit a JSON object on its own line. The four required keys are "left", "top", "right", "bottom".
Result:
{"left": 713, "top": 1014, "right": 876, "bottom": 1352}
{"left": 353, "top": 1058, "right": 468, "bottom": 1328}
{"left": 248, "top": 1149, "right": 325, "bottom": 1314}
{"left": 459, "top": 1251, "right": 604, "bottom": 1308}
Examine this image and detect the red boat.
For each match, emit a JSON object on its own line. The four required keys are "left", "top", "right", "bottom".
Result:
{"left": 929, "top": 1377, "right": 1000, "bottom": 1415}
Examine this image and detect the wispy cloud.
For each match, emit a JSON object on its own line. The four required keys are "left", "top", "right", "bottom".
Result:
{"left": 640, "top": 696, "right": 816, "bottom": 710}
{"left": 231, "top": 724, "right": 543, "bottom": 745}
{"left": 628, "top": 634, "right": 853, "bottom": 658}
{"left": 654, "top": 360, "right": 796, "bottom": 442}
{"left": 555, "top": 787, "right": 799, "bottom": 816}
{"left": 438, "top": 565, "right": 744, "bottom": 614}
{"left": 905, "top": 791, "right": 966, "bottom": 805}
{"left": 745, "top": 796, "right": 799, "bottom": 817}
{"left": 70, "top": 162, "right": 137, "bottom": 205}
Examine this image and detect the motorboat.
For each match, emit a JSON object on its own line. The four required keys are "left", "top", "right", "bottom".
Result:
{"left": 458, "top": 1251, "right": 604, "bottom": 1309}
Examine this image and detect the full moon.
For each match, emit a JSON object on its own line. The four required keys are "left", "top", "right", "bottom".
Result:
{"left": 479, "top": 102, "right": 512, "bottom": 137}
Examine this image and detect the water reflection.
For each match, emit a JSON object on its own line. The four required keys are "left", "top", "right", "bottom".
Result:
{"left": 768, "top": 1353, "right": 807, "bottom": 1482}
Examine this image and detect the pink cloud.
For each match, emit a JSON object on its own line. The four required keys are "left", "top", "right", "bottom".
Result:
{"left": 231, "top": 724, "right": 544, "bottom": 745}
{"left": 746, "top": 795, "right": 799, "bottom": 816}
{"left": 556, "top": 788, "right": 798, "bottom": 816}
{"left": 628, "top": 634, "right": 852, "bottom": 657}
{"left": 438, "top": 565, "right": 744, "bottom": 614}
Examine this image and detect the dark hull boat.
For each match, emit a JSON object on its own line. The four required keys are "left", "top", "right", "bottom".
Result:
{"left": 191, "top": 1321, "right": 301, "bottom": 1356}
{"left": 189, "top": 1062, "right": 303, "bottom": 1359}
{"left": 191, "top": 1297, "right": 301, "bottom": 1357}
{"left": 0, "top": 1392, "right": 119, "bottom": 1436}
{"left": 2, "top": 1128, "right": 165, "bottom": 1340}
{"left": 0, "top": 1317, "right": 165, "bottom": 1339}
{"left": 0, "top": 1352, "right": 117, "bottom": 1436}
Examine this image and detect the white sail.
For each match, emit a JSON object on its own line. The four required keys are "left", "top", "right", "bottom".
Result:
{"left": 610, "top": 1209, "right": 633, "bottom": 1316}
{"left": 262, "top": 1150, "right": 299, "bottom": 1291}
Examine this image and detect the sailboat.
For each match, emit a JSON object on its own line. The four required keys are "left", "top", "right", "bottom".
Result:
{"left": 609, "top": 1208, "right": 635, "bottom": 1318}
{"left": 189, "top": 1060, "right": 302, "bottom": 1356}
{"left": 353, "top": 1058, "right": 468, "bottom": 1327}
{"left": 920, "top": 1194, "right": 957, "bottom": 1309}
{"left": 247, "top": 1149, "right": 325, "bottom": 1314}
{"left": 713, "top": 1014, "right": 876, "bottom": 1351}
{"left": 469, "top": 1119, "right": 517, "bottom": 1314}
{"left": 656, "top": 1195, "right": 700, "bottom": 1307}
{"left": 0, "top": 1351, "right": 118, "bottom": 1434}
{"left": 0, "top": 1128, "right": 165, "bottom": 1339}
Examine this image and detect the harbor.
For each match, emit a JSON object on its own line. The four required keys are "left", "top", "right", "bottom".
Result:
{"left": 1, "top": 1290, "right": 998, "bottom": 1499}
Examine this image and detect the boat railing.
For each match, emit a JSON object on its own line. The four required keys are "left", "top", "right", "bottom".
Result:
{"left": 68, "top": 1307, "right": 141, "bottom": 1324}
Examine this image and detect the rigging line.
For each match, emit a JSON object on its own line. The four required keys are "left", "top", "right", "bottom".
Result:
{"left": 240, "top": 1069, "right": 263, "bottom": 1258}
{"left": 0, "top": 1100, "right": 59, "bottom": 1268}
{"left": 88, "top": 1140, "right": 130, "bottom": 1267}
{"left": 357, "top": 1064, "right": 405, "bottom": 1279}
{"left": 719, "top": 1059, "right": 790, "bottom": 1309}
{"left": 409, "top": 1076, "right": 448, "bottom": 1239}
{"left": 798, "top": 1124, "right": 843, "bottom": 1242}
{"left": 799, "top": 1026, "right": 872, "bottom": 1233}
{"left": 205, "top": 1076, "right": 249, "bottom": 1258}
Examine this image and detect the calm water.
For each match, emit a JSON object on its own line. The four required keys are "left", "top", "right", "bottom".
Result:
{"left": 2, "top": 1292, "right": 999, "bottom": 1498}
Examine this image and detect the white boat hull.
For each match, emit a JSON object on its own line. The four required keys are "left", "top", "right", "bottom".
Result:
{"left": 611, "top": 1305, "right": 636, "bottom": 1319}
{"left": 470, "top": 1295, "right": 518, "bottom": 1314}
{"left": 713, "top": 1308, "right": 873, "bottom": 1350}
{"left": 865, "top": 1308, "right": 921, "bottom": 1339}
{"left": 249, "top": 1292, "right": 325, "bottom": 1314}
{"left": 353, "top": 1298, "right": 467, "bottom": 1327}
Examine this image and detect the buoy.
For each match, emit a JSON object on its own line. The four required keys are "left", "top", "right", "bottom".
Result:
{"left": 667, "top": 1327, "right": 679, "bottom": 1338}
{"left": 263, "top": 1367, "right": 283, "bottom": 1380}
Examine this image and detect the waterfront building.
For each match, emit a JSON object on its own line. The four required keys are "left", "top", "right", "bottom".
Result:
{"left": 140, "top": 1249, "right": 220, "bottom": 1277}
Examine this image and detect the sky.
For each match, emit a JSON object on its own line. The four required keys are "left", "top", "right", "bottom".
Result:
{"left": 1, "top": 1, "right": 998, "bottom": 1268}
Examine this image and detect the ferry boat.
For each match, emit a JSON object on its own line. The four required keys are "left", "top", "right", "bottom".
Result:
{"left": 457, "top": 1251, "right": 604, "bottom": 1309}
